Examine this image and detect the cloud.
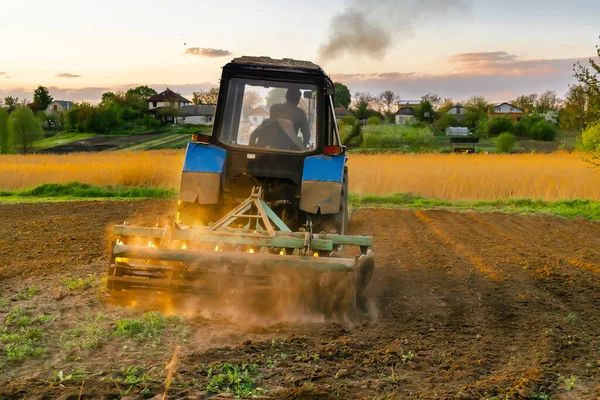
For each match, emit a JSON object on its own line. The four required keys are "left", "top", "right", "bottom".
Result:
{"left": 0, "top": 72, "right": 8, "bottom": 79}
{"left": 450, "top": 51, "right": 518, "bottom": 65}
{"left": 184, "top": 48, "right": 231, "bottom": 58}
{"left": 330, "top": 55, "right": 596, "bottom": 101}
{"left": 318, "top": 0, "right": 472, "bottom": 63}
{"left": 55, "top": 73, "right": 82, "bottom": 78}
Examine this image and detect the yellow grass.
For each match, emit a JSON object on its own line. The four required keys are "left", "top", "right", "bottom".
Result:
{"left": 0, "top": 151, "right": 183, "bottom": 190}
{"left": 347, "top": 152, "right": 600, "bottom": 201}
{"left": 0, "top": 151, "right": 598, "bottom": 201}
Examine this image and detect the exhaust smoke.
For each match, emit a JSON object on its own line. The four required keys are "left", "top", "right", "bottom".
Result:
{"left": 318, "top": 0, "right": 472, "bottom": 63}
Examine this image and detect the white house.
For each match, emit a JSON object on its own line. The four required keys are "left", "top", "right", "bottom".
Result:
{"left": 147, "top": 88, "right": 191, "bottom": 110}
{"left": 249, "top": 106, "right": 269, "bottom": 125}
{"left": 176, "top": 105, "right": 216, "bottom": 126}
{"left": 492, "top": 102, "right": 524, "bottom": 114}
{"left": 395, "top": 105, "right": 416, "bottom": 125}
{"left": 445, "top": 103, "right": 467, "bottom": 122}
{"left": 46, "top": 100, "right": 74, "bottom": 114}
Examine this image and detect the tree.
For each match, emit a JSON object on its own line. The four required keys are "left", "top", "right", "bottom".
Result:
{"left": 421, "top": 93, "right": 442, "bottom": 110}
{"left": 351, "top": 92, "right": 378, "bottom": 120}
{"left": 100, "top": 91, "right": 126, "bottom": 106}
{"left": 574, "top": 37, "right": 600, "bottom": 121}
{"left": 439, "top": 98, "right": 455, "bottom": 113}
{"left": 536, "top": 90, "right": 562, "bottom": 113}
{"left": 378, "top": 90, "right": 399, "bottom": 117}
{"left": 334, "top": 82, "right": 351, "bottom": 109}
{"left": 242, "top": 91, "right": 262, "bottom": 119}
{"left": 486, "top": 117, "right": 513, "bottom": 137}
{"left": 125, "top": 86, "right": 157, "bottom": 103}
{"left": 8, "top": 106, "right": 43, "bottom": 154}
{"left": 511, "top": 94, "right": 537, "bottom": 113}
{"left": 496, "top": 132, "right": 516, "bottom": 153}
{"left": 0, "top": 108, "right": 10, "bottom": 154}
{"left": 4, "top": 96, "right": 19, "bottom": 114}
{"left": 415, "top": 100, "right": 434, "bottom": 123}
{"left": 433, "top": 113, "right": 459, "bottom": 133}
{"left": 193, "top": 88, "right": 219, "bottom": 105}
{"left": 32, "top": 85, "right": 53, "bottom": 111}
{"left": 560, "top": 84, "right": 590, "bottom": 130}
{"left": 464, "top": 95, "right": 491, "bottom": 128}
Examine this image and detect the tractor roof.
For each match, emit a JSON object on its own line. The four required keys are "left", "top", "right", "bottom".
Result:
{"left": 227, "top": 56, "right": 328, "bottom": 78}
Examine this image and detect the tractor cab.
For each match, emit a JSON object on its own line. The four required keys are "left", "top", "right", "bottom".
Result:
{"left": 179, "top": 57, "right": 346, "bottom": 232}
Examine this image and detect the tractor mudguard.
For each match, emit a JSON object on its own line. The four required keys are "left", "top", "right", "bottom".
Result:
{"left": 179, "top": 143, "right": 226, "bottom": 204}
{"left": 300, "top": 154, "right": 345, "bottom": 214}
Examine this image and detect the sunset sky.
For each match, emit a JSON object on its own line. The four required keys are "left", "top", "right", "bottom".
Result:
{"left": 1, "top": 0, "right": 598, "bottom": 103}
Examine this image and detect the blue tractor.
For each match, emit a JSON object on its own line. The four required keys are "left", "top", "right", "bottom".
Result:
{"left": 107, "top": 57, "right": 375, "bottom": 315}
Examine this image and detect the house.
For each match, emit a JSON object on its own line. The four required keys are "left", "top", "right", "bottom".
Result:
{"left": 176, "top": 105, "right": 216, "bottom": 126}
{"left": 445, "top": 103, "right": 467, "bottom": 122}
{"left": 395, "top": 105, "right": 416, "bottom": 125}
{"left": 46, "top": 100, "right": 74, "bottom": 114}
{"left": 249, "top": 106, "right": 269, "bottom": 125}
{"left": 147, "top": 88, "right": 191, "bottom": 110}
{"left": 334, "top": 106, "right": 351, "bottom": 120}
{"left": 489, "top": 102, "right": 526, "bottom": 122}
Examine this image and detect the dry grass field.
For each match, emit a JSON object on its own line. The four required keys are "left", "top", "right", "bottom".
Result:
{"left": 0, "top": 151, "right": 598, "bottom": 201}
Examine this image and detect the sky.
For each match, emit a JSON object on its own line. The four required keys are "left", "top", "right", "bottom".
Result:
{"left": 0, "top": 0, "right": 599, "bottom": 104}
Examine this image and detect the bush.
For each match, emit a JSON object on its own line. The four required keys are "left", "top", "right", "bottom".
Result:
{"left": 339, "top": 115, "right": 358, "bottom": 127}
{"left": 579, "top": 124, "right": 600, "bottom": 151}
{"left": 496, "top": 132, "right": 516, "bottom": 153}
{"left": 530, "top": 120, "right": 558, "bottom": 141}
{"left": 366, "top": 116, "right": 381, "bottom": 126}
{"left": 433, "top": 113, "right": 459, "bottom": 133}
{"left": 486, "top": 117, "right": 513, "bottom": 137}
{"left": 362, "top": 125, "right": 435, "bottom": 150}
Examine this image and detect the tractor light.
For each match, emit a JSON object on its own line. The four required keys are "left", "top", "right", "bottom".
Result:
{"left": 323, "top": 145, "right": 343, "bottom": 155}
{"left": 192, "top": 132, "right": 211, "bottom": 144}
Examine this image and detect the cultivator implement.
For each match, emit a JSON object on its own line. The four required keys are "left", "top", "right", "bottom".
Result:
{"left": 106, "top": 188, "right": 375, "bottom": 314}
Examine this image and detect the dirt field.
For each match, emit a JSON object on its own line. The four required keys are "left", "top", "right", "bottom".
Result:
{"left": 1, "top": 201, "right": 600, "bottom": 399}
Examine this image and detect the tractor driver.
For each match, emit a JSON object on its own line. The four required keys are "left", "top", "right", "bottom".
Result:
{"left": 269, "top": 88, "right": 311, "bottom": 148}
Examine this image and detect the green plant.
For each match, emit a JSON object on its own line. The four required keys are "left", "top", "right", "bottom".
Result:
{"left": 530, "top": 120, "right": 558, "bottom": 141}
{"left": 206, "top": 363, "right": 265, "bottom": 398}
{"left": 579, "top": 123, "right": 600, "bottom": 151}
{"left": 62, "top": 274, "right": 97, "bottom": 290}
{"left": 401, "top": 351, "right": 415, "bottom": 365}
{"left": 113, "top": 311, "right": 184, "bottom": 342}
{"left": 62, "top": 312, "right": 108, "bottom": 349}
{"left": 113, "top": 365, "right": 152, "bottom": 395}
{"left": 1, "top": 327, "right": 46, "bottom": 360}
{"left": 5, "top": 307, "right": 52, "bottom": 327}
{"left": 15, "top": 285, "right": 38, "bottom": 300}
{"left": 486, "top": 116, "right": 513, "bottom": 137}
{"left": 496, "top": 132, "right": 516, "bottom": 153}
{"left": 366, "top": 116, "right": 381, "bottom": 126}
{"left": 559, "top": 374, "right": 577, "bottom": 392}
{"left": 361, "top": 125, "right": 435, "bottom": 150}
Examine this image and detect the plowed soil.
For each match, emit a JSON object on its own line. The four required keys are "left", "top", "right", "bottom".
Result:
{"left": 1, "top": 201, "right": 600, "bottom": 399}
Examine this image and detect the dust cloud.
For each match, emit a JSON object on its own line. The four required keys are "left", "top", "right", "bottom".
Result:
{"left": 318, "top": 0, "right": 472, "bottom": 63}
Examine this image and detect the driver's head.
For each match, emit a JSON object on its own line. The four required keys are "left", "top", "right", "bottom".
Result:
{"left": 286, "top": 88, "right": 302, "bottom": 105}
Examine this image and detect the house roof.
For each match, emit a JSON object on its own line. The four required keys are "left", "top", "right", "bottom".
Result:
{"left": 249, "top": 106, "right": 269, "bottom": 116}
{"left": 396, "top": 106, "right": 416, "bottom": 116}
{"left": 334, "top": 106, "right": 351, "bottom": 117}
{"left": 493, "top": 102, "right": 524, "bottom": 112}
{"left": 178, "top": 105, "right": 216, "bottom": 117}
{"left": 49, "top": 100, "right": 74, "bottom": 107}
{"left": 147, "top": 88, "right": 191, "bottom": 104}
